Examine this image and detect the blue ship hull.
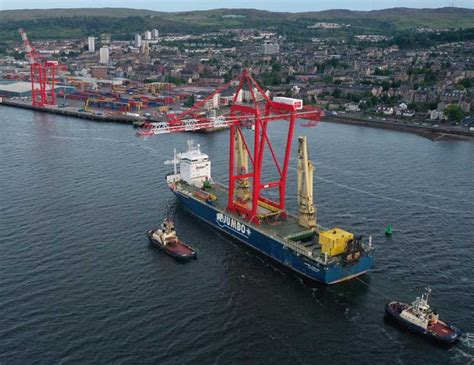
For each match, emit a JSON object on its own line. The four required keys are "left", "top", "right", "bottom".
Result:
{"left": 172, "top": 190, "right": 373, "bottom": 284}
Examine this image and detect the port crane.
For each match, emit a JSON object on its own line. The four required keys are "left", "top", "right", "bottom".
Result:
{"left": 18, "top": 28, "right": 65, "bottom": 106}
{"left": 140, "top": 69, "right": 324, "bottom": 224}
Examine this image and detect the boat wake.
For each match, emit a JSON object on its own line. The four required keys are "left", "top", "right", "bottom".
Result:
{"left": 448, "top": 332, "right": 474, "bottom": 364}
{"left": 461, "top": 332, "right": 474, "bottom": 349}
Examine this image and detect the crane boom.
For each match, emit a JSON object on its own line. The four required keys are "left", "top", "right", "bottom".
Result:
{"left": 17, "top": 28, "right": 65, "bottom": 107}
{"left": 18, "top": 28, "right": 41, "bottom": 65}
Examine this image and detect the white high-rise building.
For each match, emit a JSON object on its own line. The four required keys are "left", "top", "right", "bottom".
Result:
{"left": 144, "top": 31, "right": 152, "bottom": 40}
{"left": 152, "top": 29, "right": 159, "bottom": 39}
{"left": 88, "top": 36, "right": 95, "bottom": 52}
{"left": 262, "top": 43, "right": 279, "bottom": 55}
{"left": 134, "top": 33, "right": 142, "bottom": 48}
{"left": 99, "top": 47, "right": 109, "bottom": 64}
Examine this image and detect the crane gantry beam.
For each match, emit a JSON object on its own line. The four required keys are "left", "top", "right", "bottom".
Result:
{"left": 137, "top": 69, "right": 325, "bottom": 224}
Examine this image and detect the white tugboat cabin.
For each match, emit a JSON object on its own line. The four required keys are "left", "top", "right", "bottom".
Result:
{"left": 399, "top": 288, "right": 438, "bottom": 330}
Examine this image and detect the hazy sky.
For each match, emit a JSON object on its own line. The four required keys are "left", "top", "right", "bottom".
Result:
{"left": 1, "top": 0, "right": 473, "bottom": 11}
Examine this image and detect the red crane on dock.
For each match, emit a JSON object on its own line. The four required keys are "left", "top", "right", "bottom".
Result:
{"left": 18, "top": 28, "right": 65, "bottom": 107}
{"left": 138, "top": 69, "right": 325, "bottom": 223}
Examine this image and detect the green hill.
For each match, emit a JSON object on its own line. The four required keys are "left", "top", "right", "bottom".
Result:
{"left": 0, "top": 7, "right": 473, "bottom": 42}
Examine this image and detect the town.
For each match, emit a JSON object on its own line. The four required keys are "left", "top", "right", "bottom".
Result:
{"left": 1, "top": 5, "right": 474, "bottom": 365}
{"left": 0, "top": 15, "right": 473, "bottom": 135}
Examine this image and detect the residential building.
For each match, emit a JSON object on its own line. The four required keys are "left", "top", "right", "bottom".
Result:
{"left": 88, "top": 36, "right": 95, "bottom": 52}
{"left": 262, "top": 43, "right": 279, "bottom": 55}
{"left": 429, "top": 109, "right": 447, "bottom": 120}
{"left": 90, "top": 66, "right": 108, "bottom": 79}
{"left": 99, "top": 47, "right": 109, "bottom": 64}
{"left": 344, "top": 102, "right": 360, "bottom": 112}
{"left": 134, "top": 34, "right": 142, "bottom": 48}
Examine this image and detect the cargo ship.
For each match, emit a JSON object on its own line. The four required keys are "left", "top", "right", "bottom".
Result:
{"left": 165, "top": 139, "right": 373, "bottom": 284}
{"left": 146, "top": 69, "right": 373, "bottom": 284}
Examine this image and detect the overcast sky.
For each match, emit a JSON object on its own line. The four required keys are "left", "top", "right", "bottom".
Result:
{"left": 1, "top": 0, "right": 473, "bottom": 11}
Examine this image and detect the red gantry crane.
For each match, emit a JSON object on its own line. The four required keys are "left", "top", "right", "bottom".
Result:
{"left": 138, "top": 69, "right": 325, "bottom": 224}
{"left": 18, "top": 28, "right": 64, "bottom": 107}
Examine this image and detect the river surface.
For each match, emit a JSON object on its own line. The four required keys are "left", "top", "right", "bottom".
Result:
{"left": 1, "top": 106, "right": 473, "bottom": 364}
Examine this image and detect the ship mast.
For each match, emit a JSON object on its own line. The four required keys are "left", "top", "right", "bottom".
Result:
{"left": 164, "top": 148, "right": 179, "bottom": 175}
{"left": 297, "top": 136, "right": 317, "bottom": 229}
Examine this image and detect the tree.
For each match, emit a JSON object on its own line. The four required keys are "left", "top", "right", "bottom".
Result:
{"left": 392, "top": 80, "right": 401, "bottom": 88}
{"left": 165, "top": 75, "right": 184, "bottom": 85}
{"left": 12, "top": 51, "right": 24, "bottom": 60}
{"left": 444, "top": 104, "right": 463, "bottom": 122}
{"left": 269, "top": 57, "right": 281, "bottom": 72}
{"left": 456, "top": 78, "right": 472, "bottom": 90}
{"left": 381, "top": 81, "right": 391, "bottom": 92}
{"left": 184, "top": 95, "right": 195, "bottom": 107}
{"left": 374, "top": 68, "right": 391, "bottom": 76}
{"left": 323, "top": 76, "right": 333, "bottom": 83}
{"left": 0, "top": 42, "right": 7, "bottom": 54}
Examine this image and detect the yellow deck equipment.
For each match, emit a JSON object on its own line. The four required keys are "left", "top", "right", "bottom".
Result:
{"left": 319, "top": 228, "right": 354, "bottom": 256}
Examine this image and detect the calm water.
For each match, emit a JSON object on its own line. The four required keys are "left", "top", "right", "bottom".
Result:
{"left": 0, "top": 106, "right": 473, "bottom": 364}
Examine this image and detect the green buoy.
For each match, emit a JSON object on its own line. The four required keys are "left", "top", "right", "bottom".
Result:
{"left": 385, "top": 225, "right": 393, "bottom": 236}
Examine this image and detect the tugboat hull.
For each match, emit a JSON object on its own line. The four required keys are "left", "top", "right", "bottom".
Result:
{"left": 147, "top": 230, "right": 197, "bottom": 262}
{"left": 385, "top": 302, "right": 462, "bottom": 345}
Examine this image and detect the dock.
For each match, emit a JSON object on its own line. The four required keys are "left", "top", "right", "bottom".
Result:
{"left": 0, "top": 99, "right": 230, "bottom": 134}
{"left": 1, "top": 99, "right": 138, "bottom": 124}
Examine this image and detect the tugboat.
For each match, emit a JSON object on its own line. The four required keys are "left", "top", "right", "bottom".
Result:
{"left": 385, "top": 288, "right": 462, "bottom": 345}
{"left": 147, "top": 218, "right": 197, "bottom": 261}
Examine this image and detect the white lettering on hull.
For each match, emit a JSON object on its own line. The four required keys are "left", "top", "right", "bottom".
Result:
{"left": 304, "top": 262, "right": 320, "bottom": 272}
{"left": 216, "top": 213, "right": 251, "bottom": 238}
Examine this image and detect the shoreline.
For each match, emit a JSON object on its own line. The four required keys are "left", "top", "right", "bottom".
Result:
{"left": 325, "top": 115, "right": 474, "bottom": 141}
{"left": 0, "top": 99, "right": 228, "bottom": 133}
{"left": 2, "top": 99, "right": 472, "bottom": 140}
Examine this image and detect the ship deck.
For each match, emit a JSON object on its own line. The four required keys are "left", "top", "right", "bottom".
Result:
{"left": 178, "top": 182, "right": 323, "bottom": 255}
